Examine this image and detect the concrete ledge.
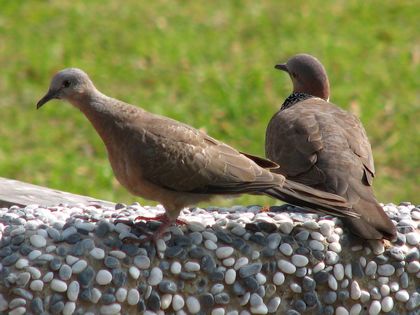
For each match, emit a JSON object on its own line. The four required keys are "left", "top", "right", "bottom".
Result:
{"left": 0, "top": 199, "right": 418, "bottom": 315}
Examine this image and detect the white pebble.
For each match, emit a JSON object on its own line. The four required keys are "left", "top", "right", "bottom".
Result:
{"left": 172, "top": 294, "right": 185, "bottom": 311}
{"left": 279, "top": 221, "right": 293, "bottom": 234}
{"left": 9, "top": 307, "right": 26, "bottom": 315}
{"left": 63, "top": 302, "right": 76, "bottom": 315}
{"left": 256, "top": 273, "right": 266, "bottom": 285}
{"left": 216, "top": 246, "right": 234, "bottom": 259}
{"left": 328, "top": 274, "right": 338, "bottom": 291}
{"left": 91, "top": 288, "right": 102, "bottom": 304}
{"left": 30, "top": 234, "right": 46, "bottom": 248}
{"left": 148, "top": 267, "right": 163, "bottom": 285}
{"left": 28, "top": 250, "right": 42, "bottom": 260}
{"left": 334, "top": 264, "right": 344, "bottom": 280}
{"left": 381, "top": 296, "right": 394, "bottom": 312}
{"left": 313, "top": 262, "right": 325, "bottom": 273}
{"left": 71, "top": 259, "right": 87, "bottom": 273}
{"left": 161, "top": 294, "right": 172, "bottom": 310}
{"left": 26, "top": 266, "right": 41, "bottom": 280}
{"left": 329, "top": 242, "right": 342, "bottom": 253}
{"left": 204, "top": 239, "right": 218, "bottom": 250}
{"left": 109, "top": 250, "right": 126, "bottom": 259}
{"left": 134, "top": 255, "right": 151, "bottom": 269}
{"left": 100, "top": 303, "right": 121, "bottom": 315}
{"left": 116, "top": 288, "right": 127, "bottom": 302}
{"left": 29, "top": 279, "right": 44, "bottom": 291}
{"left": 96, "top": 269, "right": 113, "bottom": 285}
{"left": 250, "top": 303, "right": 268, "bottom": 314}
{"left": 277, "top": 259, "right": 296, "bottom": 274}
{"left": 267, "top": 296, "right": 281, "bottom": 313}
{"left": 223, "top": 257, "right": 235, "bottom": 267}
{"left": 225, "top": 268, "right": 236, "bottom": 285}
{"left": 380, "top": 284, "right": 390, "bottom": 296}
{"left": 351, "top": 281, "right": 361, "bottom": 300}
{"left": 279, "top": 243, "right": 293, "bottom": 256}
{"left": 129, "top": 266, "right": 140, "bottom": 279}
{"left": 395, "top": 290, "right": 409, "bottom": 302}
{"left": 290, "top": 282, "right": 301, "bottom": 293}
{"left": 66, "top": 255, "right": 78, "bottom": 265}
{"left": 349, "top": 304, "right": 361, "bottom": 315}
{"left": 360, "top": 290, "right": 371, "bottom": 303}
{"left": 127, "top": 289, "right": 140, "bottom": 305}
{"left": 273, "top": 272, "right": 285, "bottom": 285}
{"left": 171, "top": 261, "right": 182, "bottom": 274}
{"left": 336, "top": 306, "right": 349, "bottom": 315}
{"left": 368, "top": 300, "right": 381, "bottom": 315}
{"left": 291, "top": 254, "right": 308, "bottom": 267}
{"left": 15, "top": 258, "right": 29, "bottom": 269}
{"left": 407, "top": 261, "right": 420, "bottom": 273}
{"left": 406, "top": 232, "right": 419, "bottom": 245}
{"left": 67, "top": 281, "right": 79, "bottom": 301}
{"left": 185, "top": 261, "right": 200, "bottom": 272}
{"left": 186, "top": 296, "right": 200, "bottom": 314}
{"left": 234, "top": 257, "right": 249, "bottom": 270}
{"left": 90, "top": 247, "right": 105, "bottom": 259}
{"left": 156, "top": 239, "right": 167, "bottom": 252}
{"left": 309, "top": 240, "right": 324, "bottom": 251}
{"left": 212, "top": 308, "right": 225, "bottom": 315}
{"left": 50, "top": 279, "right": 67, "bottom": 292}
{"left": 345, "top": 263, "right": 352, "bottom": 278}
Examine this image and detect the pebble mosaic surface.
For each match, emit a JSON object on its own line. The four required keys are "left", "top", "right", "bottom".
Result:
{"left": 0, "top": 202, "right": 419, "bottom": 315}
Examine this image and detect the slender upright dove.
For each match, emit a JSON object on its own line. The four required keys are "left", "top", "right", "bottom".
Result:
{"left": 265, "top": 54, "right": 396, "bottom": 240}
{"left": 37, "top": 68, "right": 356, "bottom": 240}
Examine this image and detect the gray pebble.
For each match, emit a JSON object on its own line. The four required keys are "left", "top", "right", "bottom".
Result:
{"left": 302, "top": 276, "right": 316, "bottom": 291}
{"left": 214, "top": 292, "right": 230, "bottom": 304}
{"left": 406, "top": 292, "right": 420, "bottom": 311}
{"left": 104, "top": 256, "right": 120, "bottom": 269}
{"left": 16, "top": 272, "right": 31, "bottom": 287}
{"left": 243, "top": 276, "right": 259, "bottom": 292}
{"left": 59, "top": 264, "right": 72, "bottom": 280}
{"left": 239, "top": 262, "right": 262, "bottom": 278}
{"left": 147, "top": 290, "right": 161, "bottom": 311}
{"left": 313, "top": 270, "right": 329, "bottom": 284}
{"left": 100, "top": 293, "right": 116, "bottom": 304}
{"left": 30, "top": 297, "right": 44, "bottom": 315}
{"left": 294, "top": 299, "right": 306, "bottom": 312}
{"left": 112, "top": 269, "right": 127, "bottom": 287}
{"left": 159, "top": 280, "right": 177, "bottom": 294}
{"left": 78, "top": 266, "right": 95, "bottom": 287}
{"left": 199, "top": 293, "right": 214, "bottom": 310}
{"left": 323, "top": 291, "right": 337, "bottom": 304}
{"left": 2, "top": 252, "right": 20, "bottom": 266}
{"left": 201, "top": 255, "right": 216, "bottom": 273}
{"left": 12, "top": 288, "right": 33, "bottom": 300}
{"left": 165, "top": 245, "right": 185, "bottom": 258}
{"left": 50, "top": 301, "right": 65, "bottom": 314}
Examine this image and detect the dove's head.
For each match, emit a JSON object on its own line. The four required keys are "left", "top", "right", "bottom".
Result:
{"left": 37, "top": 68, "right": 96, "bottom": 108}
{"left": 275, "top": 54, "right": 330, "bottom": 101}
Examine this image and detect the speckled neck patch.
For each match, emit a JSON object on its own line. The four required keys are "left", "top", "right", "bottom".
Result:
{"left": 281, "top": 92, "right": 314, "bottom": 111}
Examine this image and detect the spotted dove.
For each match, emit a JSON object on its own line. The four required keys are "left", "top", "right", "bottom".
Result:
{"left": 37, "top": 68, "right": 356, "bottom": 240}
{"left": 265, "top": 54, "right": 396, "bottom": 240}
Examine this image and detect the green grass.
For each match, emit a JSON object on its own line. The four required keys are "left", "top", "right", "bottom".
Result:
{"left": 0, "top": 0, "right": 418, "bottom": 207}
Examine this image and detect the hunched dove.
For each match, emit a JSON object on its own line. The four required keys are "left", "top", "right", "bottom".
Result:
{"left": 265, "top": 54, "right": 396, "bottom": 240}
{"left": 37, "top": 68, "right": 356, "bottom": 240}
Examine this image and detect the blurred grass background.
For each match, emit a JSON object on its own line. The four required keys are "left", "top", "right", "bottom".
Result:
{"left": 0, "top": 0, "right": 418, "bottom": 207}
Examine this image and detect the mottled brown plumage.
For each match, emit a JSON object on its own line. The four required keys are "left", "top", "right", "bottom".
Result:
{"left": 37, "top": 68, "right": 356, "bottom": 239}
{"left": 266, "top": 54, "right": 396, "bottom": 240}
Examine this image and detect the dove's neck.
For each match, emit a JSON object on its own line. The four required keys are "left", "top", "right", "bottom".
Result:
{"left": 70, "top": 91, "right": 141, "bottom": 146}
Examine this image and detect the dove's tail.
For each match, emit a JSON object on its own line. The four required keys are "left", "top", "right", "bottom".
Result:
{"left": 265, "top": 179, "right": 358, "bottom": 218}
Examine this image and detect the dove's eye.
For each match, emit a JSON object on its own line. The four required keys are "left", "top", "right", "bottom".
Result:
{"left": 63, "top": 80, "right": 71, "bottom": 88}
